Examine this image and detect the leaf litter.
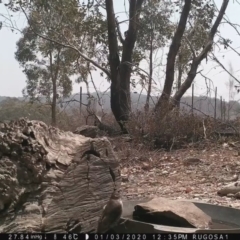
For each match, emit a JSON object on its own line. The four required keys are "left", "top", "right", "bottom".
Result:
{"left": 111, "top": 137, "right": 240, "bottom": 209}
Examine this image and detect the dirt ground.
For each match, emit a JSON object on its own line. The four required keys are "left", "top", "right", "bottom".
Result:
{"left": 110, "top": 137, "right": 240, "bottom": 209}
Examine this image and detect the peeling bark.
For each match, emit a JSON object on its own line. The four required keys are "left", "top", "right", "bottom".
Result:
{"left": 0, "top": 118, "right": 121, "bottom": 233}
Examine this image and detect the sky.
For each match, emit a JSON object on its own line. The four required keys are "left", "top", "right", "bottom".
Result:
{"left": 0, "top": 1, "right": 240, "bottom": 102}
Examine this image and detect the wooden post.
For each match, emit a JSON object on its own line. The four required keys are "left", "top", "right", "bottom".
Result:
{"left": 192, "top": 84, "right": 194, "bottom": 115}
{"left": 199, "top": 98, "right": 202, "bottom": 112}
{"left": 80, "top": 86, "right": 82, "bottom": 117}
{"left": 214, "top": 87, "right": 217, "bottom": 119}
{"left": 223, "top": 99, "right": 226, "bottom": 121}
{"left": 220, "top": 96, "right": 223, "bottom": 120}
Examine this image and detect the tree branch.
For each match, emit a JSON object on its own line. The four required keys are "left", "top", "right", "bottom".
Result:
{"left": 20, "top": 5, "right": 111, "bottom": 79}
{"left": 218, "top": 35, "right": 240, "bottom": 57}
{"left": 115, "top": 17, "right": 124, "bottom": 45}
{"left": 184, "top": 36, "right": 196, "bottom": 59}
{"left": 127, "top": 0, "right": 144, "bottom": 40}
{"left": 105, "top": 0, "right": 120, "bottom": 81}
{"left": 210, "top": 53, "right": 240, "bottom": 84}
{"left": 173, "top": 0, "right": 229, "bottom": 104}
{"left": 121, "top": 0, "right": 144, "bottom": 65}
{"left": 155, "top": 0, "right": 192, "bottom": 110}
{"left": 196, "top": 0, "right": 229, "bottom": 64}
{"left": 210, "top": 0, "right": 229, "bottom": 38}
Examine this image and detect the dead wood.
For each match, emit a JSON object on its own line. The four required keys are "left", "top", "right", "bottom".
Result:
{"left": 0, "top": 118, "right": 121, "bottom": 233}
{"left": 217, "top": 181, "right": 240, "bottom": 197}
{"left": 73, "top": 125, "right": 99, "bottom": 138}
{"left": 183, "top": 157, "right": 203, "bottom": 166}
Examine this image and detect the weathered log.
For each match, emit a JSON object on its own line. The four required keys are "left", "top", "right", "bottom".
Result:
{"left": 0, "top": 118, "right": 121, "bottom": 233}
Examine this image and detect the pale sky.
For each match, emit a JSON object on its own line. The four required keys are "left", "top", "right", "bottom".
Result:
{"left": 0, "top": 1, "right": 240, "bottom": 102}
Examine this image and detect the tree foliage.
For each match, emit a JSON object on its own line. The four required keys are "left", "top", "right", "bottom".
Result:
{"left": 137, "top": 0, "right": 173, "bottom": 52}
{"left": 16, "top": 26, "right": 75, "bottom": 101}
{"left": 136, "top": 0, "right": 173, "bottom": 110}
{"left": 14, "top": 0, "right": 108, "bottom": 125}
{"left": 176, "top": 0, "right": 215, "bottom": 78}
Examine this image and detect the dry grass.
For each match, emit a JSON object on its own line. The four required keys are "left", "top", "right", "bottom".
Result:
{"left": 127, "top": 109, "right": 227, "bottom": 149}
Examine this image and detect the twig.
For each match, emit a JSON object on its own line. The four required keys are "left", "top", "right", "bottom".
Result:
{"left": 210, "top": 53, "right": 240, "bottom": 84}
{"left": 184, "top": 36, "right": 196, "bottom": 59}
{"left": 169, "top": 137, "right": 175, "bottom": 152}
{"left": 202, "top": 119, "right": 207, "bottom": 139}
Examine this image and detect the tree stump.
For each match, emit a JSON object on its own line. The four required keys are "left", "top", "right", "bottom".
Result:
{"left": 0, "top": 118, "right": 121, "bottom": 233}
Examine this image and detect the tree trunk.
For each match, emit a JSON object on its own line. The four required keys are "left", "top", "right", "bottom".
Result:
{"left": 111, "top": 77, "right": 130, "bottom": 134}
{"left": 145, "top": 25, "right": 154, "bottom": 112}
{"left": 106, "top": 0, "right": 144, "bottom": 133}
{"left": 155, "top": 0, "right": 229, "bottom": 114}
{"left": 154, "top": 0, "right": 192, "bottom": 112}
{"left": 0, "top": 118, "right": 121, "bottom": 233}
{"left": 49, "top": 49, "right": 59, "bottom": 127}
{"left": 176, "top": 63, "right": 183, "bottom": 109}
{"left": 51, "top": 86, "right": 57, "bottom": 126}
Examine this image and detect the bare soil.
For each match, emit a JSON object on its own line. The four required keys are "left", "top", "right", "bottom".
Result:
{"left": 111, "top": 137, "right": 240, "bottom": 209}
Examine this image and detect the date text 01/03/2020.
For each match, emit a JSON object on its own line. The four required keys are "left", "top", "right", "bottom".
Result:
{"left": 4, "top": 233, "right": 232, "bottom": 240}
{"left": 91, "top": 233, "right": 230, "bottom": 240}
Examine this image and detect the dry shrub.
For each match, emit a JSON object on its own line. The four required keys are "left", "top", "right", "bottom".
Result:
{"left": 57, "top": 106, "right": 121, "bottom": 134}
{"left": 57, "top": 107, "right": 91, "bottom": 131}
{"left": 98, "top": 112, "right": 120, "bottom": 131}
{"left": 127, "top": 108, "right": 219, "bottom": 149}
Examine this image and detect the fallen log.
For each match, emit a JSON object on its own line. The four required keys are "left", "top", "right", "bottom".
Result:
{"left": 0, "top": 118, "right": 121, "bottom": 233}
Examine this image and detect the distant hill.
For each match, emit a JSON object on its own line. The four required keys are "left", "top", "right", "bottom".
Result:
{"left": 0, "top": 96, "right": 7, "bottom": 102}
{"left": 1, "top": 92, "right": 240, "bottom": 120}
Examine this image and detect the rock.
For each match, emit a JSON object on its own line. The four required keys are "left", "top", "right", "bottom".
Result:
{"left": 121, "top": 136, "right": 132, "bottom": 142}
{"left": 133, "top": 197, "right": 212, "bottom": 229}
{"left": 183, "top": 157, "right": 203, "bottom": 166}
{"left": 161, "top": 170, "right": 169, "bottom": 175}
{"left": 121, "top": 175, "right": 129, "bottom": 182}
{"left": 94, "top": 116, "right": 120, "bottom": 136}
{"left": 73, "top": 125, "right": 98, "bottom": 138}
{"left": 217, "top": 181, "right": 240, "bottom": 196}
{"left": 142, "top": 163, "right": 151, "bottom": 171}
{"left": 185, "top": 187, "right": 193, "bottom": 193}
{"left": 235, "top": 192, "right": 240, "bottom": 199}
{"left": 222, "top": 143, "right": 228, "bottom": 148}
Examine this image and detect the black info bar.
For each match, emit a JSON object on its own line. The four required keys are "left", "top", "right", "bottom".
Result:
{"left": 2, "top": 233, "right": 238, "bottom": 240}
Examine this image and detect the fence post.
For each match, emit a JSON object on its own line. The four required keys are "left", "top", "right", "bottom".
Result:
{"left": 220, "top": 96, "right": 222, "bottom": 120}
{"left": 214, "top": 87, "right": 217, "bottom": 119}
{"left": 80, "top": 86, "right": 82, "bottom": 117}
{"left": 223, "top": 99, "right": 226, "bottom": 121}
{"left": 192, "top": 84, "right": 194, "bottom": 115}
